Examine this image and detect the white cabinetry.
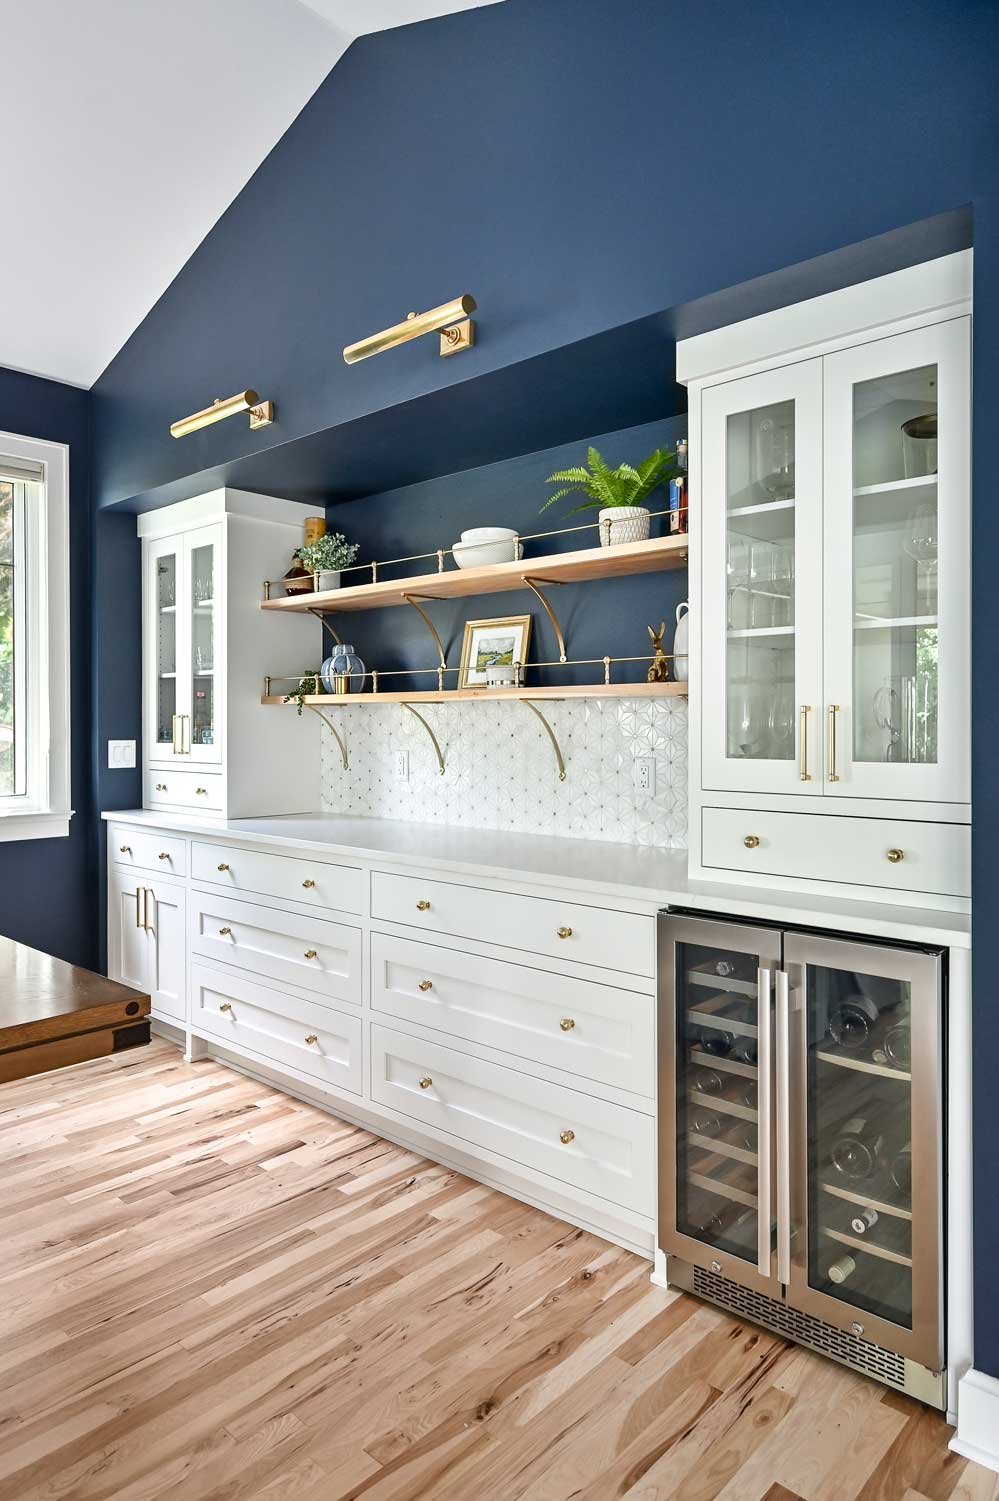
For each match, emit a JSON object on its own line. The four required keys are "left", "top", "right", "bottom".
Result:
{"left": 139, "top": 489, "right": 319, "bottom": 818}
{"left": 682, "top": 252, "right": 971, "bottom": 908}
{"left": 108, "top": 870, "right": 187, "bottom": 1024}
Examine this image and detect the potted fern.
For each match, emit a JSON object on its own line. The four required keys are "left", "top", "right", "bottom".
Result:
{"left": 296, "top": 531, "right": 360, "bottom": 591}
{"left": 541, "top": 446, "right": 677, "bottom": 547}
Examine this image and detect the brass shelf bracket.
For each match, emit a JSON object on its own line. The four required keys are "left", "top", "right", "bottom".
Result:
{"left": 303, "top": 705, "right": 349, "bottom": 770}
{"left": 522, "top": 578, "right": 567, "bottom": 663}
{"left": 307, "top": 608, "right": 342, "bottom": 648}
{"left": 403, "top": 594, "right": 448, "bottom": 689}
{"left": 402, "top": 703, "right": 446, "bottom": 775}
{"left": 522, "top": 700, "right": 566, "bottom": 782}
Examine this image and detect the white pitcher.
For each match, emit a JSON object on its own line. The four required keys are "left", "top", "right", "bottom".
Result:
{"left": 672, "top": 601, "right": 689, "bottom": 682}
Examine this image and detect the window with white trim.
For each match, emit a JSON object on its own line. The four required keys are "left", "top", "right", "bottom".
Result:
{"left": 0, "top": 433, "right": 71, "bottom": 841}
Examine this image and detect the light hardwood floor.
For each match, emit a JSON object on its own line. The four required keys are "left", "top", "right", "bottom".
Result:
{"left": 0, "top": 1038, "right": 994, "bottom": 1501}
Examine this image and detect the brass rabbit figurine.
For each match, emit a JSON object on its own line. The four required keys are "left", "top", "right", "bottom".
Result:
{"left": 647, "top": 622, "right": 670, "bottom": 683}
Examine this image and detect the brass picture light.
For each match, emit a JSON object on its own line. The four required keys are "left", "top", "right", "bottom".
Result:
{"left": 170, "top": 390, "right": 274, "bottom": 439}
{"left": 343, "top": 295, "right": 477, "bottom": 365}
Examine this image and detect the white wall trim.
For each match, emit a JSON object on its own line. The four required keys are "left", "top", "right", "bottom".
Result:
{"left": 950, "top": 1369, "right": 999, "bottom": 1474}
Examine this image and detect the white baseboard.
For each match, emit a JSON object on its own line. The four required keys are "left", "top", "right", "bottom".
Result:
{"left": 950, "top": 1368, "right": 999, "bottom": 1474}
{"left": 650, "top": 1247, "right": 670, "bottom": 1290}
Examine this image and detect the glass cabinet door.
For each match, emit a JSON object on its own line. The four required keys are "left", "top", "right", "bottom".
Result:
{"left": 184, "top": 527, "right": 222, "bottom": 763}
{"left": 785, "top": 932, "right": 943, "bottom": 1369}
{"left": 822, "top": 319, "right": 970, "bottom": 802}
{"left": 147, "top": 539, "right": 181, "bottom": 759}
{"left": 701, "top": 360, "right": 824, "bottom": 794}
{"left": 660, "top": 915, "right": 781, "bottom": 1297}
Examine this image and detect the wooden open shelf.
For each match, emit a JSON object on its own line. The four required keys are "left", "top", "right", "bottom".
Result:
{"left": 262, "top": 681, "right": 687, "bottom": 706}
{"left": 261, "top": 534, "right": 688, "bottom": 614}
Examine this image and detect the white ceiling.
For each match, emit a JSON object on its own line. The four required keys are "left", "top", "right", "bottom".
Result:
{"left": 0, "top": 0, "right": 503, "bottom": 390}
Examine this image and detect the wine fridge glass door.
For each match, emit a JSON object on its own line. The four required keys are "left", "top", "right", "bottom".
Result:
{"left": 659, "top": 914, "right": 782, "bottom": 1298}
{"left": 784, "top": 932, "right": 943, "bottom": 1370}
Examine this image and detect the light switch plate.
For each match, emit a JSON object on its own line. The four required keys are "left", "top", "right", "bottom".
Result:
{"left": 108, "top": 739, "right": 136, "bottom": 769}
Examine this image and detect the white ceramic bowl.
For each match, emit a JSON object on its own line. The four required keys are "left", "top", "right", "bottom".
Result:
{"left": 460, "top": 526, "right": 518, "bottom": 543}
{"left": 452, "top": 538, "right": 523, "bottom": 568}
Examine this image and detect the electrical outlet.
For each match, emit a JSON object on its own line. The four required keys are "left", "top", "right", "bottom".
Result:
{"left": 393, "top": 749, "right": 409, "bottom": 782}
{"left": 107, "top": 739, "right": 136, "bottom": 769}
{"left": 633, "top": 757, "right": 655, "bottom": 796}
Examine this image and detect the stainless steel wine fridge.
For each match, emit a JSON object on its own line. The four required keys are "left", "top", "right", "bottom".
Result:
{"left": 658, "top": 911, "right": 945, "bottom": 1406}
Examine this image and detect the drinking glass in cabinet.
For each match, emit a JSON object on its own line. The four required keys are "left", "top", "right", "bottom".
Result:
{"left": 806, "top": 961, "right": 914, "bottom": 1331}
{"left": 674, "top": 942, "right": 763, "bottom": 1265}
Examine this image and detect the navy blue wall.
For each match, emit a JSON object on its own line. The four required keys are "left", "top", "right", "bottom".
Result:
{"left": 324, "top": 417, "right": 687, "bottom": 691}
{"left": 89, "top": 0, "right": 999, "bottom": 1375}
{"left": 0, "top": 366, "right": 95, "bottom": 969}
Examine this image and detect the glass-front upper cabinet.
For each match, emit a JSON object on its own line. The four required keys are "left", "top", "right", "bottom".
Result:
{"left": 660, "top": 914, "right": 781, "bottom": 1299}
{"left": 786, "top": 932, "right": 943, "bottom": 1370}
{"left": 146, "top": 537, "right": 181, "bottom": 760}
{"left": 701, "top": 361, "right": 823, "bottom": 795}
{"left": 143, "top": 523, "right": 223, "bottom": 765}
{"left": 822, "top": 319, "right": 970, "bottom": 803}
{"left": 185, "top": 528, "right": 221, "bottom": 763}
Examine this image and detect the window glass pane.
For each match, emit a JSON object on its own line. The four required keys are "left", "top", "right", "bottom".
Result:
{"left": 0, "top": 483, "right": 14, "bottom": 796}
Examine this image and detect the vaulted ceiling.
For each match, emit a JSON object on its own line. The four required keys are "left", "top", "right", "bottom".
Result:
{"left": 0, "top": 0, "right": 503, "bottom": 389}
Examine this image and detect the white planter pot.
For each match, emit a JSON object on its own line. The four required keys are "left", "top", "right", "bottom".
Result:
{"left": 672, "top": 601, "right": 690, "bottom": 682}
{"left": 597, "top": 507, "right": 651, "bottom": 547}
{"left": 314, "top": 570, "right": 340, "bottom": 592}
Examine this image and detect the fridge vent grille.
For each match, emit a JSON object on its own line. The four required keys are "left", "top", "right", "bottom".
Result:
{"left": 692, "top": 1266, "right": 906, "bottom": 1390}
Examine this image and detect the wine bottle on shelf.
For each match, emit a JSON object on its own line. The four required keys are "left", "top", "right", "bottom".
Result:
{"left": 690, "top": 1109, "right": 724, "bottom": 1138}
{"left": 826, "top": 994, "right": 880, "bottom": 1051}
{"left": 741, "top": 1080, "right": 759, "bottom": 1110}
{"left": 826, "top": 1253, "right": 857, "bottom": 1286}
{"left": 669, "top": 438, "right": 688, "bottom": 536}
{"left": 850, "top": 1206, "right": 880, "bottom": 1236}
{"left": 890, "top": 1143, "right": 912, "bottom": 1196}
{"left": 692, "top": 1068, "right": 725, "bottom": 1096}
{"left": 883, "top": 1023, "right": 911, "bottom": 1067}
{"left": 731, "top": 1034, "right": 759, "bottom": 1066}
{"left": 831, "top": 1117, "right": 884, "bottom": 1180}
{"left": 691, "top": 1027, "right": 734, "bottom": 1057}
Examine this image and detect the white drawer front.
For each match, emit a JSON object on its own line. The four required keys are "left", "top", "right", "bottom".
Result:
{"left": 370, "top": 871, "right": 654, "bottom": 978}
{"left": 192, "top": 841, "right": 363, "bottom": 916}
{"left": 192, "top": 963, "right": 362, "bottom": 1094}
{"left": 702, "top": 806, "right": 970, "bottom": 898}
{"left": 371, "top": 933, "right": 654, "bottom": 1097}
{"left": 111, "top": 826, "right": 187, "bottom": 877}
{"left": 370, "top": 1024, "right": 655, "bottom": 1214}
{"left": 192, "top": 893, "right": 361, "bottom": 1006}
{"left": 145, "top": 770, "right": 224, "bottom": 813}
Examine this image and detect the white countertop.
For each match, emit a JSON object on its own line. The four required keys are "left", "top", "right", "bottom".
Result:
{"left": 102, "top": 809, "right": 970, "bottom": 949}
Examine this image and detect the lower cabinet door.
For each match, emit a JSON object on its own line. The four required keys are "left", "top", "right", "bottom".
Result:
{"left": 109, "top": 872, "right": 150, "bottom": 994}
{"left": 192, "top": 963, "right": 362, "bottom": 1095}
{"left": 145, "top": 878, "right": 187, "bottom": 1023}
{"left": 370, "top": 1023, "right": 655, "bottom": 1214}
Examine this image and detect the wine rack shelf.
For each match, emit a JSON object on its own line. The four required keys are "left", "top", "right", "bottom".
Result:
{"left": 815, "top": 1049, "right": 911, "bottom": 1083}
{"left": 819, "top": 1180, "right": 912, "bottom": 1223}
{"left": 823, "top": 1226, "right": 913, "bottom": 1269}
{"left": 688, "top": 1130, "right": 757, "bottom": 1168}
{"left": 688, "top": 1169, "right": 758, "bottom": 1210}
{"left": 688, "top": 1006, "right": 758, "bottom": 1040}
{"left": 688, "top": 1088, "right": 758, "bottom": 1124}
{"left": 689, "top": 1048, "right": 757, "bottom": 1081}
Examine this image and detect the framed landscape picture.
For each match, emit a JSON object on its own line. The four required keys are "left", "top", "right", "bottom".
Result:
{"left": 458, "top": 615, "right": 532, "bottom": 690}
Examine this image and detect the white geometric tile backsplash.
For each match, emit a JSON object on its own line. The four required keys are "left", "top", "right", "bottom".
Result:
{"left": 319, "top": 696, "right": 688, "bottom": 848}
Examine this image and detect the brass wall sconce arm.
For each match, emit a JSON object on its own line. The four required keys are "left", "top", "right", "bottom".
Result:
{"left": 170, "top": 389, "right": 274, "bottom": 439}
{"left": 343, "top": 295, "right": 477, "bottom": 364}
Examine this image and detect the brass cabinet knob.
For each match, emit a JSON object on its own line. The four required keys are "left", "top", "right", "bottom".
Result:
{"left": 419, "top": 1075, "right": 433, "bottom": 1089}
{"left": 304, "top": 949, "right": 318, "bottom": 960}
{"left": 195, "top": 787, "right": 208, "bottom": 796}
{"left": 302, "top": 879, "right": 316, "bottom": 889}
{"left": 217, "top": 862, "right": 230, "bottom": 872}
{"left": 744, "top": 835, "right": 760, "bottom": 849}
{"left": 158, "top": 851, "right": 170, "bottom": 860}
{"left": 119, "top": 845, "right": 131, "bottom": 853}
{"left": 219, "top": 926, "right": 232, "bottom": 936}
{"left": 557, "top": 926, "right": 573, "bottom": 939}
{"left": 559, "top": 1129, "right": 575, "bottom": 1145}
{"left": 305, "top": 1034, "right": 318, "bottom": 1045}
{"left": 416, "top": 899, "right": 431, "bottom": 911}
{"left": 886, "top": 848, "right": 904, "bottom": 863}
{"left": 418, "top": 979, "right": 433, "bottom": 992}
{"left": 219, "top": 1002, "right": 232, "bottom": 1013}
{"left": 155, "top": 783, "right": 167, "bottom": 791}
{"left": 559, "top": 1017, "right": 576, "bottom": 1032}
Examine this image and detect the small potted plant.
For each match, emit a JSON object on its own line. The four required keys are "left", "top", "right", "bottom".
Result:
{"left": 296, "top": 531, "right": 360, "bottom": 591}
{"left": 540, "top": 446, "right": 677, "bottom": 546}
{"left": 284, "top": 672, "right": 319, "bottom": 714}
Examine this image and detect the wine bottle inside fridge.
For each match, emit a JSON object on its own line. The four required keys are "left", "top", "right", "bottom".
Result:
{"left": 830, "top": 1116, "right": 884, "bottom": 1180}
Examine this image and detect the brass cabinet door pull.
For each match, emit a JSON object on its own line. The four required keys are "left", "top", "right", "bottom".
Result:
{"left": 158, "top": 851, "right": 170, "bottom": 860}
{"left": 559, "top": 1129, "right": 575, "bottom": 1144}
{"left": 135, "top": 889, "right": 144, "bottom": 929}
{"left": 142, "top": 889, "right": 153, "bottom": 931}
{"left": 557, "top": 926, "right": 572, "bottom": 939}
{"left": 828, "top": 704, "right": 840, "bottom": 782}
{"left": 120, "top": 845, "right": 131, "bottom": 854}
{"left": 219, "top": 927, "right": 232, "bottom": 936}
{"left": 418, "top": 979, "right": 433, "bottom": 992}
{"left": 195, "top": 787, "right": 207, "bottom": 796}
{"left": 219, "top": 1002, "right": 232, "bottom": 1013}
{"left": 419, "top": 1075, "right": 433, "bottom": 1089}
{"left": 416, "top": 899, "right": 431, "bottom": 911}
{"left": 171, "top": 714, "right": 179, "bottom": 754}
{"left": 559, "top": 1017, "right": 576, "bottom": 1031}
{"left": 886, "top": 848, "right": 904, "bottom": 863}
{"left": 744, "top": 835, "right": 760, "bottom": 849}
{"left": 182, "top": 715, "right": 191, "bottom": 754}
{"left": 304, "top": 949, "right": 318, "bottom": 960}
{"left": 305, "top": 1034, "right": 318, "bottom": 1045}
{"left": 799, "top": 705, "right": 812, "bottom": 781}
{"left": 302, "top": 879, "right": 316, "bottom": 889}
{"left": 155, "top": 783, "right": 167, "bottom": 792}
{"left": 217, "top": 862, "right": 230, "bottom": 872}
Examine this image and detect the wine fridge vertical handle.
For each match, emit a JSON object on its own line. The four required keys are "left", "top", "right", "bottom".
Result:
{"left": 756, "top": 966, "right": 773, "bottom": 1276}
{"left": 776, "top": 968, "right": 792, "bottom": 1285}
